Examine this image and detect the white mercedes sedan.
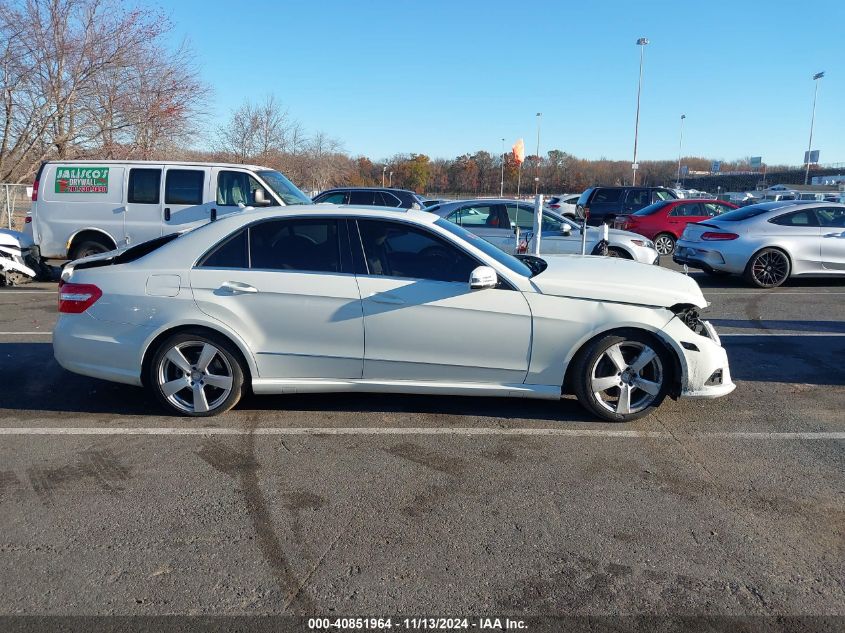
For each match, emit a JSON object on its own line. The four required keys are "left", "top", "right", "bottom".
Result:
{"left": 53, "top": 206, "right": 735, "bottom": 422}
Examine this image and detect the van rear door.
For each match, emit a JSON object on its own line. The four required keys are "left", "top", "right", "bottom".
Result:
{"left": 162, "top": 166, "right": 212, "bottom": 233}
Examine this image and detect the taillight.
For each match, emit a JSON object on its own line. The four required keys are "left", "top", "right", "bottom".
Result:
{"left": 584, "top": 206, "right": 590, "bottom": 219}
{"left": 549, "top": 204, "right": 560, "bottom": 209}
{"left": 701, "top": 231, "right": 739, "bottom": 241}
{"left": 58, "top": 283, "right": 102, "bottom": 314}
{"left": 25, "top": 215, "right": 32, "bottom": 223}
{"left": 31, "top": 179, "right": 39, "bottom": 201}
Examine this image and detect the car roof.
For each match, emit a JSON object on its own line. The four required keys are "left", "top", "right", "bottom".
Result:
{"left": 210, "top": 203, "right": 437, "bottom": 228}
{"left": 319, "top": 187, "right": 418, "bottom": 194}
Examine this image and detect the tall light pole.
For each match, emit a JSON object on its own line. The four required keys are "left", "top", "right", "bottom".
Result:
{"left": 632, "top": 37, "right": 649, "bottom": 186}
{"left": 677, "top": 114, "right": 686, "bottom": 186}
{"left": 389, "top": 171, "right": 393, "bottom": 187}
{"left": 534, "top": 112, "right": 542, "bottom": 195}
{"left": 804, "top": 71, "right": 825, "bottom": 185}
{"left": 500, "top": 138, "right": 505, "bottom": 197}
{"left": 382, "top": 165, "right": 386, "bottom": 187}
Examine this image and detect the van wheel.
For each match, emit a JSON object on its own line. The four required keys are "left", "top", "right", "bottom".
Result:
{"left": 70, "top": 240, "right": 111, "bottom": 260}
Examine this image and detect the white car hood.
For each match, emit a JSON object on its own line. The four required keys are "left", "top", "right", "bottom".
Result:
{"left": 529, "top": 255, "right": 707, "bottom": 308}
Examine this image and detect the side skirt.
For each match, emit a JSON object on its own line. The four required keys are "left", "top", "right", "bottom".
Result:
{"left": 251, "top": 378, "right": 562, "bottom": 400}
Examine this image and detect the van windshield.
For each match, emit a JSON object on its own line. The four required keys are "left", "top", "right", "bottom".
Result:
{"left": 257, "top": 170, "right": 312, "bottom": 205}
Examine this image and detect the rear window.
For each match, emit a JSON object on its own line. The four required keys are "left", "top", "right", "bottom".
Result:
{"left": 633, "top": 201, "right": 671, "bottom": 216}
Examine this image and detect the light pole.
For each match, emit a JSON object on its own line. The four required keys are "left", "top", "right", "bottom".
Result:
{"left": 534, "top": 112, "right": 542, "bottom": 195}
{"left": 382, "top": 165, "right": 386, "bottom": 187}
{"left": 389, "top": 171, "right": 393, "bottom": 187}
{"left": 500, "top": 138, "right": 505, "bottom": 197}
{"left": 632, "top": 37, "right": 649, "bottom": 186}
{"left": 804, "top": 71, "right": 825, "bottom": 185}
{"left": 677, "top": 114, "right": 686, "bottom": 186}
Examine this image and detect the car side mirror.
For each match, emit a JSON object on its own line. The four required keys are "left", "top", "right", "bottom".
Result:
{"left": 254, "top": 189, "right": 272, "bottom": 207}
{"left": 560, "top": 224, "right": 572, "bottom": 235}
{"left": 469, "top": 266, "right": 498, "bottom": 290}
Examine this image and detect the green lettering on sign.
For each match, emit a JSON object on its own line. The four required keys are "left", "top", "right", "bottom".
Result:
{"left": 55, "top": 166, "right": 109, "bottom": 194}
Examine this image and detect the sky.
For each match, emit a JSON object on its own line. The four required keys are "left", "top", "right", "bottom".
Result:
{"left": 164, "top": 0, "right": 844, "bottom": 166}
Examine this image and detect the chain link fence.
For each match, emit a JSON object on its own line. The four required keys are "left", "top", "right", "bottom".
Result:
{"left": 0, "top": 184, "right": 32, "bottom": 232}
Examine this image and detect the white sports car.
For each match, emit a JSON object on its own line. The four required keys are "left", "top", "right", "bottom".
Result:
{"left": 54, "top": 206, "right": 734, "bottom": 421}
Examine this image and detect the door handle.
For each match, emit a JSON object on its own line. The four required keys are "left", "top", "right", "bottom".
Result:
{"left": 369, "top": 293, "right": 405, "bottom": 305}
{"left": 219, "top": 281, "right": 258, "bottom": 294}
{"left": 164, "top": 207, "right": 171, "bottom": 221}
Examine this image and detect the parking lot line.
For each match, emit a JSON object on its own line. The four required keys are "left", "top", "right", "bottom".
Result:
{"left": 0, "top": 331, "right": 51, "bottom": 335}
{"left": 0, "top": 427, "right": 842, "bottom": 439}
{"left": 719, "top": 332, "right": 845, "bottom": 337}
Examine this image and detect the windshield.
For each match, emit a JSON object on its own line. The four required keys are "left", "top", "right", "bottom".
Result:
{"left": 256, "top": 170, "right": 312, "bottom": 205}
{"left": 434, "top": 218, "right": 535, "bottom": 278}
{"left": 633, "top": 201, "right": 671, "bottom": 216}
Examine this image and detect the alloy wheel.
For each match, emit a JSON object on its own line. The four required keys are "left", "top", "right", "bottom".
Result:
{"left": 751, "top": 250, "right": 789, "bottom": 287}
{"left": 654, "top": 234, "right": 675, "bottom": 256}
{"left": 590, "top": 341, "right": 664, "bottom": 415}
{"left": 156, "top": 341, "right": 234, "bottom": 414}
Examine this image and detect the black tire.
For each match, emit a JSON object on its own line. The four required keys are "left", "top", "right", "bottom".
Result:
{"left": 653, "top": 233, "right": 676, "bottom": 256}
{"left": 70, "top": 239, "right": 111, "bottom": 260}
{"left": 743, "top": 247, "right": 791, "bottom": 288}
{"left": 571, "top": 330, "right": 672, "bottom": 423}
{"left": 149, "top": 330, "right": 245, "bottom": 417}
{"left": 606, "top": 247, "right": 632, "bottom": 259}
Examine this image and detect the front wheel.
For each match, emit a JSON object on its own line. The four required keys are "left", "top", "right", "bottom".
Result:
{"left": 743, "top": 248, "right": 790, "bottom": 288}
{"left": 150, "top": 331, "right": 244, "bottom": 416}
{"left": 571, "top": 331, "right": 671, "bottom": 422}
{"left": 653, "top": 233, "right": 676, "bottom": 256}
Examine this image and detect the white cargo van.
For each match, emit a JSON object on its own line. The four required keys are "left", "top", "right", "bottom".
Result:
{"left": 26, "top": 160, "right": 311, "bottom": 260}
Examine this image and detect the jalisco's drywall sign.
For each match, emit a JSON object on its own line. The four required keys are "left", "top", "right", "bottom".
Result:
{"left": 55, "top": 167, "right": 109, "bottom": 193}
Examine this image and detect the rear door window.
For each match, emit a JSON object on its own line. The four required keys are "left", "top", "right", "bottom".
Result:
{"left": 249, "top": 218, "right": 341, "bottom": 272}
{"left": 127, "top": 168, "right": 161, "bottom": 204}
{"left": 198, "top": 229, "right": 248, "bottom": 268}
{"left": 592, "top": 189, "right": 622, "bottom": 204}
{"left": 165, "top": 170, "right": 204, "bottom": 205}
{"left": 626, "top": 189, "right": 650, "bottom": 208}
{"left": 349, "top": 191, "right": 377, "bottom": 205}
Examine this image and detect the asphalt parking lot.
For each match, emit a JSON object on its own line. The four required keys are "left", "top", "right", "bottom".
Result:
{"left": 0, "top": 263, "right": 843, "bottom": 629}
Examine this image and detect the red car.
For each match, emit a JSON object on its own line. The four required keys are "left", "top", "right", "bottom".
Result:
{"left": 614, "top": 198, "right": 738, "bottom": 256}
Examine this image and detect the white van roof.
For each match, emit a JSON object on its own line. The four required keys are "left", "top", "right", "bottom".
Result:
{"left": 43, "top": 159, "right": 272, "bottom": 171}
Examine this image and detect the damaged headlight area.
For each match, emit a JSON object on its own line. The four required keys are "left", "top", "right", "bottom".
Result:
{"left": 670, "top": 304, "right": 710, "bottom": 338}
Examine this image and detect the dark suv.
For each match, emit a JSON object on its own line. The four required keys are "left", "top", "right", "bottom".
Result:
{"left": 312, "top": 187, "right": 426, "bottom": 209}
{"left": 575, "top": 187, "right": 677, "bottom": 225}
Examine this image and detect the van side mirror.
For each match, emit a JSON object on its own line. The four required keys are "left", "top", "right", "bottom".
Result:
{"left": 469, "top": 266, "right": 498, "bottom": 290}
{"left": 254, "top": 189, "right": 272, "bottom": 207}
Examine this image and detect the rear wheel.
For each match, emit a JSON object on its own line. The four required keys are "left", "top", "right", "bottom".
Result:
{"left": 572, "top": 331, "right": 671, "bottom": 422}
{"left": 654, "top": 233, "right": 676, "bottom": 256}
{"left": 70, "top": 239, "right": 111, "bottom": 260}
{"left": 743, "top": 248, "right": 790, "bottom": 288}
{"left": 150, "top": 331, "right": 244, "bottom": 417}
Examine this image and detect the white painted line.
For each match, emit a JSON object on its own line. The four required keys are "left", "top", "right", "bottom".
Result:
{"left": 0, "top": 291, "right": 55, "bottom": 294}
{"left": 0, "top": 427, "right": 842, "bottom": 440}
{"left": 706, "top": 292, "right": 845, "bottom": 296}
{"left": 0, "top": 331, "right": 51, "bottom": 335}
{"left": 720, "top": 332, "right": 845, "bottom": 337}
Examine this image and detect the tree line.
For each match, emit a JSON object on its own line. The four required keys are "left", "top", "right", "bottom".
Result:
{"left": 1, "top": 0, "right": 792, "bottom": 195}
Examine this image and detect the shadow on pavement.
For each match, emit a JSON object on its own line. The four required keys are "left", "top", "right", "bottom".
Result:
{"left": 1, "top": 334, "right": 841, "bottom": 417}
{"left": 711, "top": 319, "right": 845, "bottom": 334}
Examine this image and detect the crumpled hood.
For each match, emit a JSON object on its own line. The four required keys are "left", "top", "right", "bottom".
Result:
{"left": 529, "top": 255, "right": 707, "bottom": 308}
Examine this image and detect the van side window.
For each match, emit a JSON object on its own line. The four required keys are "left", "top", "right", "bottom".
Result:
{"left": 128, "top": 168, "right": 161, "bottom": 204}
{"left": 217, "top": 171, "right": 271, "bottom": 206}
{"left": 165, "top": 170, "right": 204, "bottom": 205}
